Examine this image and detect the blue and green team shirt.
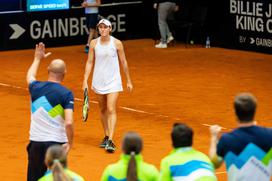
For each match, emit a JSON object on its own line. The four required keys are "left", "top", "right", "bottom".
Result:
{"left": 159, "top": 147, "right": 217, "bottom": 181}
{"left": 101, "top": 154, "right": 159, "bottom": 181}
{"left": 29, "top": 81, "right": 74, "bottom": 142}
{"left": 38, "top": 169, "right": 85, "bottom": 181}
{"left": 217, "top": 125, "right": 272, "bottom": 181}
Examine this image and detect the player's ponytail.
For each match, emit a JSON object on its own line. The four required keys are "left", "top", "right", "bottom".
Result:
{"left": 51, "top": 159, "right": 72, "bottom": 181}
{"left": 45, "top": 145, "right": 72, "bottom": 181}
{"left": 122, "top": 132, "right": 143, "bottom": 181}
{"left": 127, "top": 151, "right": 137, "bottom": 181}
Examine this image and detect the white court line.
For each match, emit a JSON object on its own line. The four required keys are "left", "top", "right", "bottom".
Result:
{"left": 120, "top": 106, "right": 155, "bottom": 114}
{"left": 202, "top": 123, "right": 228, "bottom": 130}
{"left": 0, "top": 82, "right": 28, "bottom": 90}
{"left": 74, "top": 97, "right": 98, "bottom": 104}
{"left": 75, "top": 97, "right": 156, "bottom": 114}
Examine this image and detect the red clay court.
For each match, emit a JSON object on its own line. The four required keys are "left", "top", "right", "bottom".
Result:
{"left": 0, "top": 39, "right": 272, "bottom": 180}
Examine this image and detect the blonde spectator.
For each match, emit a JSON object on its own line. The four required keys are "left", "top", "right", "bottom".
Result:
{"left": 38, "top": 145, "right": 85, "bottom": 181}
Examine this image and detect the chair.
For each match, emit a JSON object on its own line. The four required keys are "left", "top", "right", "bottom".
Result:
{"left": 169, "top": 6, "right": 208, "bottom": 46}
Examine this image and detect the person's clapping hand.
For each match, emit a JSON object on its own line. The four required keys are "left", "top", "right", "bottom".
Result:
{"left": 209, "top": 125, "right": 222, "bottom": 137}
{"left": 210, "top": 125, "right": 222, "bottom": 137}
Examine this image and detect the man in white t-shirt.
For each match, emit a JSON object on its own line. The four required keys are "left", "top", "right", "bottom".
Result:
{"left": 26, "top": 43, "right": 74, "bottom": 181}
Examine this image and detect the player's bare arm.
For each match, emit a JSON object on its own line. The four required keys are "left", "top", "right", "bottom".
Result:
{"left": 83, "top": 39, "right": 97, "bottom": 90}
{"left": 115, "top": 39, "right": 133, "bottom": 92}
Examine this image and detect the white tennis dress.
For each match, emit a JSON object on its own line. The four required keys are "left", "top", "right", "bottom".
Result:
{"left": 92, "top": 36, "right": 123, "bottom": 94}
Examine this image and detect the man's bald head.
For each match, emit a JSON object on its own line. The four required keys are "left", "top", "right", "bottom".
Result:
{"left": 48, "top": 59, "right": 66, "bottom": 74}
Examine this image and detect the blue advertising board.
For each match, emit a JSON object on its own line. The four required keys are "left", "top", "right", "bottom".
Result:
{"left": 27, "top": 0, "right": 69, "bottom": 11}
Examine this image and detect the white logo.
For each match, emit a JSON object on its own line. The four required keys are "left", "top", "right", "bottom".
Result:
{"left": 9, "top": 24, "right": 25, "bottom": 39}
{"left": 250, "top": 37, "right": 255, "bottom": 44}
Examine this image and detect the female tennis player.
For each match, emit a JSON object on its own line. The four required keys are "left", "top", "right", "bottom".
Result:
{"left": 82, "top": 19, "right": 133, "bottom": 153}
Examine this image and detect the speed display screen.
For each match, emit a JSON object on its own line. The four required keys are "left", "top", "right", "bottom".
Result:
{"left": 27, "top": 0, "right": 69, "bottom": 12}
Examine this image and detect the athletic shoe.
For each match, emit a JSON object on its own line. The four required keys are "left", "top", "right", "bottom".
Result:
{"left": 99, "top": 136, "right": 109, "bottom": 148}
{"left": 167, "top": 35, "right": 174, "bottom": 43}
{"left": 84, "top": 46, "right": 89, "bottom": 53}
{"left": 105, "top": 140, "right": 116, "bottom": 153}
{"left": 155, "top": 42, "right": 167, "bottom": 48}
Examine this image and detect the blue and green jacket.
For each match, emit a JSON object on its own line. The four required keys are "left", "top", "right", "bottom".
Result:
{"left": 101, "top": 154, "right": 159, "bottom": 181}
{"left": 159, "top": 147, "right": 217, "bottom": 181}
{"left": 38, "top": 168, "right": 85, "bottom": 181}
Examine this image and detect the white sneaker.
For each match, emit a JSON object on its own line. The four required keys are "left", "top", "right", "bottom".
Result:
{"left": 167, "top": 35, "right": 174, "bottom": 43}
{"left": 155, "top": 42, "right": 167, "bottom": 48}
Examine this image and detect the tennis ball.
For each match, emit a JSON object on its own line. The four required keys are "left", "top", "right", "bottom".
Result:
{"left": 190, "top": 40, "right": 194, "bottom": 44}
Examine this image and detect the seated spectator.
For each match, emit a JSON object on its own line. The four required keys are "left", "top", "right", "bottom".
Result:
{"left": 209, "top": 93, "right": 272, "bottom": 181}
{"left": 160, "top": 123, "right": 217, "bottom": 181}
{"left": 38, "top": 145, "right": 85, "bottom": 181}
{"left": 101, "top": 132, "right": 159, "bottom": 181}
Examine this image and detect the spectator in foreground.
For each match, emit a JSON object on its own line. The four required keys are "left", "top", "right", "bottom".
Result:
{"left": 160, "top": 123, "right": 217, "bottom": 181}
{"left": 38, "top": 145, "right": 84, "bottom": 181}
{"left": 101, "top": 132, "right": 159, "bottom": 181}
{"left": 209, "top": 93, "right": 272, "bottom": 181}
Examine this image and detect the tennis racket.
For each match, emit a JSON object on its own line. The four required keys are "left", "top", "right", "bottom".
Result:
{"left": 82, "top": 88, "right": 89, "bottom": 122}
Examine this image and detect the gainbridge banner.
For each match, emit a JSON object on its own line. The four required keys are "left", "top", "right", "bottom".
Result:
{"left": 209, "top": 0, "right": 272, "bottom": 53}
{"left": 0, "top": 0, "right": 145, "bottom": 50}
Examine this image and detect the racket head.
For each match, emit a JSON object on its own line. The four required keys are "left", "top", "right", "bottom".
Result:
{"left": 82, "top": 88, "right": 89, "bottom": 122}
